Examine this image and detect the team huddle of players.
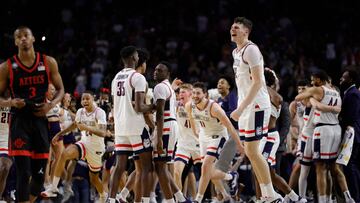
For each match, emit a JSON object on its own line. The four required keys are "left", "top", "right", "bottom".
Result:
{"left": 0, "top": 17, "right": 357, "bottom": 203}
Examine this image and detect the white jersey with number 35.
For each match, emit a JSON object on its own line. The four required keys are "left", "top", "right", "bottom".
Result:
{"left": 111, "top": 68, "right": 147, "bottom": 136}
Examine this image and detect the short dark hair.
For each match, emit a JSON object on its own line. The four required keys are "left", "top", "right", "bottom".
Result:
{"left": 159, "top": 61, "right": 172, "bottom": 72}
{"left": 264, "top": 69, "right": 276, "bottom": 87}
{"left": 219, "top": 75, "right": 235, "bottom": 90}
{"left": 136, "top": 48, "right": 150, "bottom": 68}
{"left": 120, "top": 46, "right": 137, "bottom": 60}
{"left": 297, "top": 79, "right": 310, "bottom": 87}
{"left": 82, "top": 90, "right": 94, "bottom": 97}
{"left": 344, "top": 67, "right": 359, "bottom": 85}
{"left": 312, "top": 70, "right": 329, "bottom": 82}
{"left": 193, "top": 82, "right": 207, "bottom": 93}
{"left": 14, "top": 26, "right": 32, "bottom": 37}
{"left": 234, "top": 17, "right": 253, "bottom": 33}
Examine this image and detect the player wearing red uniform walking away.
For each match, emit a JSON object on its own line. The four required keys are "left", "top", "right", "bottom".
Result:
{"left": 0, "top": 26, "right": 64, "bottom": 203}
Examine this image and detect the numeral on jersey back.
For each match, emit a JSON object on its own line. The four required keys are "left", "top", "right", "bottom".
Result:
{"left": 184, "top": 119, "right": 191, "bottom": 128}
{"left": 117, "top": 81, "right": 125, "bottom": 96}
{"left": 328, "top": 97, "right": 338, "bottom": 106}
{"left": 0, "top": 112, "right": 10, "bottom": 124}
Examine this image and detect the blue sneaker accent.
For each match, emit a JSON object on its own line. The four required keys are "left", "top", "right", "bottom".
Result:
{"left": 228, "top": 171, "right": 239, "bottom": 196}
{"left": 179, "top": 197, "right": 192, "bottom": 203}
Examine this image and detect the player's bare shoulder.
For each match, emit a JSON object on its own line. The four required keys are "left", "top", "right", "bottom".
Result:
{"left": 44, "top": 55, "right": 59, "bottom": 71}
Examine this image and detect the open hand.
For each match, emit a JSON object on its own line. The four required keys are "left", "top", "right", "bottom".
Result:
{"left": 11, "top": 98, "right": 26, "bottom": 109}
{"left": 230, "top": 109, "right": 242, "bottom": 121}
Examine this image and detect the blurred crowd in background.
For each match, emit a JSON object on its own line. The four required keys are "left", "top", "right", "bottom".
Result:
{"left": 1, "top": 0, "right": 360, "bottom": 102}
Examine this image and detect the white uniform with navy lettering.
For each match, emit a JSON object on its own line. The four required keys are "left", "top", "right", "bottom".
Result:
{"left": 61, "top": 108, "right": 74, "bottom": 131}
{"left": 313, "top": 86, "right": 342, "bottom": 160}
{"left": 259, "top": 104, "right": 280, "bottom": 166}
{"left": 295, "top": 102, "right": 306, "bottom": 156}
{"left": 111, "top": 68, "right": 152, "bottom": 155}
{"left": 175, "top": 104, "right": 201, "bottom": 164}
{"left": 46, "top": 102, "right": 61, "bottom": 118}
{"left": 299, "top": 107, "right": 315, "bottom": 164}
{"left": 75, "top": 107, "right": 106, "bottom": 172}
{"left": 153, "top": 79, "right": 178, "bottom": 162}
{"left": 0, "top": 107, "right": 10, "bottom": 156}
{"left": 192, "top": 100, "right": 228, "bottom": 159}
{"left": 233, "top": 42, "right": 271, "bottom": 142}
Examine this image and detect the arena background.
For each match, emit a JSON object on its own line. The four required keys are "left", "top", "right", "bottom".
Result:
{"left": 1, "top": 0, "right": 359, "bottom": 101}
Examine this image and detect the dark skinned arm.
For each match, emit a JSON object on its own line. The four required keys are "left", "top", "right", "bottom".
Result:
{"left": 155, "top": 99, "right": 166, "bottom": 154}
{"left": 34, "top": 56, "right": 64, "bottom": 116}
{"left": 0, "top": 62, "right": 26, "bottom": 108}
{"left": 135, "top": 91, "right": 154, "bottom": 113}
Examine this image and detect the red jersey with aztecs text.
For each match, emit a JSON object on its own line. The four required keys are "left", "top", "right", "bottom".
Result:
{"left": 7, "top": 52, "right": 50, "bottom": 112}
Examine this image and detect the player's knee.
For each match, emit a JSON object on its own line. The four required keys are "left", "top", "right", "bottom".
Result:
{"left": 0, "top": 161, "right": 11, "bottom": 174}
{"left": 89, "top": 172, "right": 100, "bottom": 183}
{"left": 244, "top": 147, "right": 258, "bottom": 159}
{"left": 61, "top": 150, "right": 73, "bottom": 161}
{"left": 174, "top": 168, "right": 182, "bottom": 178}
{"left": 154, "top": 162, "right": 166, "bottom": 174}
{"left": 143, "top": 164, "right": 154, "bottom": 174}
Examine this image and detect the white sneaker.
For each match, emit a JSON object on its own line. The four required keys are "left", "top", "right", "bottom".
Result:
{"left": 296, "top": 197, "right": 308, "bottom": 203}
{"left": 41, "top": 187, "right": 59, "bottom": 198}
{"left": 61, "top": 186, "right": 74, "bottom": 203}
{"left": 283, "top": 195, "right": 290, "bottom": 203}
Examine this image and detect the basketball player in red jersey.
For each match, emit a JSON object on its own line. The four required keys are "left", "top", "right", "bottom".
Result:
{"left": 0, "top": 26, "right": 64, "bottom": 203}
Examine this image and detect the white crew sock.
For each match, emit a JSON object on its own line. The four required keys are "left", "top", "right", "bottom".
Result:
{"left": 174, "top": 190, "right": 186, "bottom": 202}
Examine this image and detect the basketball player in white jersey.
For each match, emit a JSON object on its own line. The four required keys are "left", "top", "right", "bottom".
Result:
{"left": 116, "top": 48, "right": 157, "bottom": 203}
{"left": 287, "top": 80, "right": 309, "bottom": 190}
{"left": 174, "top": 83, "right": 201, "bottom": 193}
{"left": 109, "top": 46, "right": 154, "bottom": 203}
{"left": 41, "top": 91, "right": 108, "bottom": 201}
{"left": 295, "top": 70, "right": 354, "bottom": 203}
{"left": 153, "top": 61, "right": 189, "bottom": 203}
{"left": 58, "top": 92, "right": 76, "bottom": 202}
{"left": 256, "top": 68, "right": 302, "bottom": 202}
{"left": 185, "top": 82, "right": 242, "bottom": 203}
{"left": 44, "top": 84, "right": 64, "bottom": 191}
{"left": 0, "top": 91, "right": 13, "bottom": 202}
{"left": 229, "top": 17, "right": 280, "bottom": 202}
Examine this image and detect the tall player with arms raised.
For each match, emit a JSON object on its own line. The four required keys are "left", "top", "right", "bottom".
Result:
{"left": 229, "top": 17, "right": 281, "bottom": 202}
{"left": 0, "top": 26, "right": 64, "bottom": 203}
